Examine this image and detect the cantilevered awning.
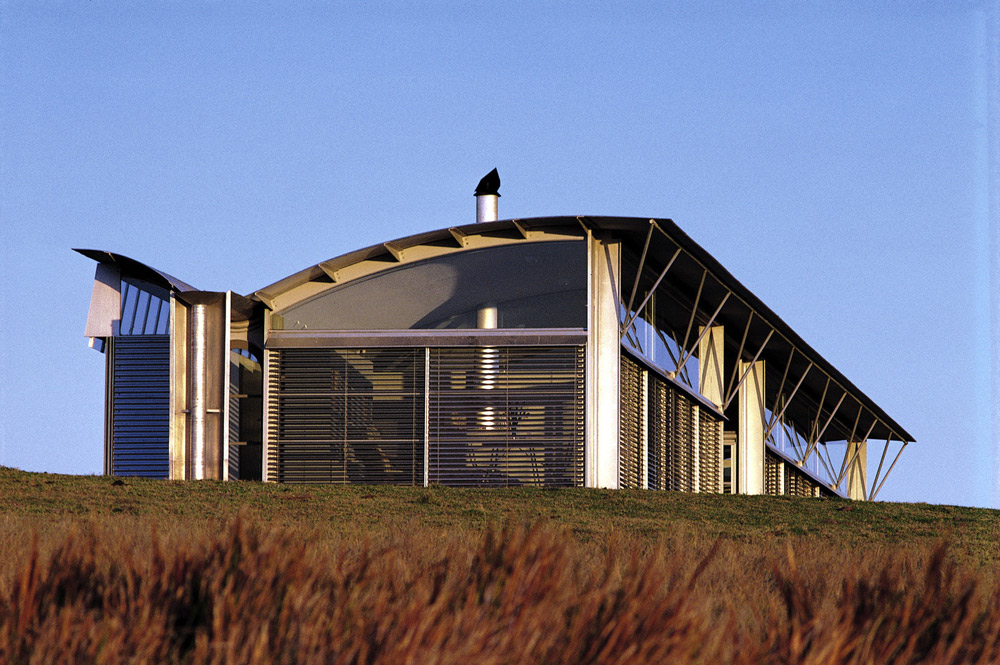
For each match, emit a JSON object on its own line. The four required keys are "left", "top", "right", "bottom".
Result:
{"left": 252, "top": 216, "right": 914, "bottom": 449}
{"left": 74, "top": 249, "right": 198, "bottom": 294}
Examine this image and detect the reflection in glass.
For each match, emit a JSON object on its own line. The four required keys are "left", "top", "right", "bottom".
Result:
{"left": 275, "top": 241, "right": 586, "bottom": 330}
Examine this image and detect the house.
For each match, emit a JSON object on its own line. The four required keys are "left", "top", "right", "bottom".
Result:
{"left": 77, "top": 171, "right": 913, "bottom": 499}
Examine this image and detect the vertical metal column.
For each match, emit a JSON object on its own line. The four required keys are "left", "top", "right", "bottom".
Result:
{"left": 587, "top": 233, "right": 622, "bottom": 488}
{"left": 699, "top": 325, "right": 725, "bottom": 492}
{"left": 737, "top": 360, "right": 766, "bottom": 495}
{"left": 169, "top": 296, "right": 188, "bottom": 480}
{"left": 168, "top": 292, "right": 228, "bottom": 480}
{"left": 424, "top": 347, "right": 430, "bottom": 488}
{"left": 190, "top": 304, "right": 208, "bottom": 479}
{"left": 846, "top": 440, "right": 867, "bottom": 500}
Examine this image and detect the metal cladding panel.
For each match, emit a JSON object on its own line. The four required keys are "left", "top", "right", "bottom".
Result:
{"left": 109, "top": 335, "right": 170, "bottom": 478}
{"left": 619, "top": 355, "right": 643, "bottom": 489}
{"left": 428, "top": 346, "right": 585, "bottom": 488}
{"left": 267, "top": 348, "right": 425, "bottom": 484}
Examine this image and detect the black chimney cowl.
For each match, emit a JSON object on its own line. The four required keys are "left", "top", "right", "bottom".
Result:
{"left": 474, "top": 168, "right": 501, "bottom": 197}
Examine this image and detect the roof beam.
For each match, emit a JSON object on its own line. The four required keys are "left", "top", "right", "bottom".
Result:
{"left": 382, "top": 241, "right": 405, "bottom": 262}
{"left": 317, "top": 261, "right": 341, "bottom": 283}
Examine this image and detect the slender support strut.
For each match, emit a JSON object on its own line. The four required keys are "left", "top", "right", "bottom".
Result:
{"left": 836, "top": 419, "right": 877, "bottom": 487}
{"left": 723, "top": 330, "right": 774, "bottom": 409}
{"left": 620, "top": 247, "right": 682, "bottom": 340}
{"left": 764, "top": 363, "right": 814, "bottom": 441}
{"left": 800, "top": 392, "right": 846, "bottom": 465}
{"left": 676, "top": 270, "right": 707, "bottom": 356}
{"left": 675, "top": 292, "right": 732, "bottom": 376}
{"left": 868, "top": 436, "right": 892, "bottom": 502}
{"left": 603, "top": 243, "right": 624, "bottom": 321}
{"left": 625, "top": 222, "right": 656, "bottom": 319}
{"left": 870, "top": 442, "right": 908, "bottom": 500}
{"left": 725, "top": 314, "right": 754, "bottom": 402}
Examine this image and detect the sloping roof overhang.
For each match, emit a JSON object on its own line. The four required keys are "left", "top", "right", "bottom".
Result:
{"left": 74, "top": 249, "right": 198, "bottom": 294}
{"left": 251, "top": 216, "right": 914, "bottom": 445}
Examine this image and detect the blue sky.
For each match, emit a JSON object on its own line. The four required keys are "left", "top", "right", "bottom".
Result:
{"left": 1, "top": 1, "right": 996, "bottom": 507}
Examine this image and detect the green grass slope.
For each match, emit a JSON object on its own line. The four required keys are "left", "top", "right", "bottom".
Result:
{"left": 2, "top": 466, "right": 997, "bottom": 564}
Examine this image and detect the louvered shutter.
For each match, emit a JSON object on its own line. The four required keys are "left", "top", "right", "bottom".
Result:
{"left": 619, "top": 355, "right": 643, "bottom": 489}
{"left": 647, "top": 374, "right": 672, "bottom": 491}
{"left": 698, "top": 411, "right": 722, "bottom": 493}
{"left": 267, "top": 348, "right": 424, "bottom": 484}
{"left": 107, "top": 335, "right": 170, "bottom": 478}
{"left": 765, "top": 451, "right": 781, "bottom": 495}
{"left": 428, "top": 346, "right": 584, "bottom": 487}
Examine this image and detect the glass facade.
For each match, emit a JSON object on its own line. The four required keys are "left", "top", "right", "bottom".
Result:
{"left": 273, "top": 241, "right": 586, "bottom": 330}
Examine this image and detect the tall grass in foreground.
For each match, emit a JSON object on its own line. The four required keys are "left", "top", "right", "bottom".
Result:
{"left": 2, "top": 516, "right": 999, "bottom": 664}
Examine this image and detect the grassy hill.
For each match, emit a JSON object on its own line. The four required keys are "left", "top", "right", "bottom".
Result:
{"left": 1, "top": 466, "right": 997, "bottom": 562}
{"left": 3, "top": 466, "right": 1000, "bottom": 664}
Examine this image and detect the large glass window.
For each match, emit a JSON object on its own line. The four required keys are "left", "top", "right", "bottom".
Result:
{"left": 273, "top": 241, "right": 586, "bottom": 330}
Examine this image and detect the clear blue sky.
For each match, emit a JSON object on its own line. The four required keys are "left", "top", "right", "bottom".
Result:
{"left": 1, "top": 1, "right": 996, "bottom": 507}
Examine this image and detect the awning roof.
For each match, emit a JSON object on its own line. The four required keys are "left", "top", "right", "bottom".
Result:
{"left": 74, "top": 249, "right": 197, "bottom": 293}
{"left": 254, "top": 216, "right": 914, "bottom": 445}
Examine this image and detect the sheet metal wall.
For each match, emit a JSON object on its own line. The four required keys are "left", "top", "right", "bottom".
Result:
{"left": 107, "top": 335, "right": 170, "bottom": 478}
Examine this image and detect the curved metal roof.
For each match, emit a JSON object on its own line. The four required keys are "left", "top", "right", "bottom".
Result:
{"left": 74, "top": 249, "right": 197, "bottom": 293}
{"left": 253, "top": 216, "right": 914, "bottom": 445}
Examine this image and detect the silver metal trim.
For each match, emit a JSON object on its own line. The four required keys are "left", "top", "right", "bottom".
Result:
{"left": 266, "top": 328, "right": 588, "bottom": 348}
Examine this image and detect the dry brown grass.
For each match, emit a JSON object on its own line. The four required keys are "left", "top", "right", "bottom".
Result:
{"left": 3, "top": 511, "right": 1000, "bottom": 665}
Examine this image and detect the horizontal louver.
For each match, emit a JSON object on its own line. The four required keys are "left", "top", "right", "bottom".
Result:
{"left": 428, "top": 347, "right": 584, "bottom": 487}
{"left": 627, "top": 357, "right": 725, "bottom": 494}
{"left": 784, "top": 458, "right": 819, "bottom": 498}
{"left": 267, "top": 348, "right": 424, "bottom": 484}
{"left": 647, "top": 375, "right": 672, "bottom": 491}
{"left": 765, "top": 451, "right": 781, "bottom": 496}
{"left": 109, "top": 335, "right": 170, "bottom": 478}
{"left": 672, "top": 389, "right": 695, "bottom": 492}
{"left": 619, "top": 355, "right": 643, "bottom": 489}
{"left": 699, "top": 412, "right": 721, "bottom": 493}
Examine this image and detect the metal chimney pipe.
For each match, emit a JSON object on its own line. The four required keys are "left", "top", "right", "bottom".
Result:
{"left": 476, "top": 195, "right": 498, "bottom": 223}
{"left": 476, "top": 304, "right": 498, "bottom": 329}
{"left": 474, "top": 168, "right": 500, "bottom": 223}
